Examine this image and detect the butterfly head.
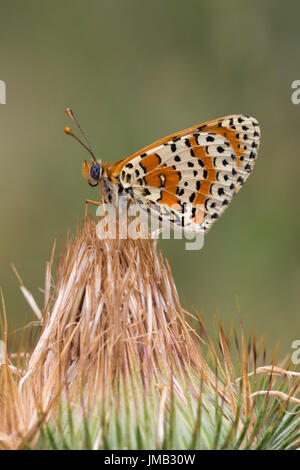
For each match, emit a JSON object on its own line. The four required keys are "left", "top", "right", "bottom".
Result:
{"left": 82, "top": 159, "right": 103, "bottom": 187}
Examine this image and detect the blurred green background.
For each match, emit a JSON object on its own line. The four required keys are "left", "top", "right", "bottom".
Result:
{"left": 0, "top": 0, "right": 300, "bottom": 357}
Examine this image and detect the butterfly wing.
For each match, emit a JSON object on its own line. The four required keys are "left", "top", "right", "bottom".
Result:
{"left": 108, "top": 115, "right": 260, "bottom": 232}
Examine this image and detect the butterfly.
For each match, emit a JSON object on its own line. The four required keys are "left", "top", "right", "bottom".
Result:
{"left": 65, "top": 109, "right": 260, "bottom": 234}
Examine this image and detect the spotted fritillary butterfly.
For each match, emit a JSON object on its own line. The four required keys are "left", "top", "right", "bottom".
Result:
{"left": 65, "top": 111, "right": 260, "bottom": 234}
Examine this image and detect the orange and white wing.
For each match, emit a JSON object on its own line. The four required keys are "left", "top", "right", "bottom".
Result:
{"left": 108, "top": 115, "right": 260, "bottom": 232}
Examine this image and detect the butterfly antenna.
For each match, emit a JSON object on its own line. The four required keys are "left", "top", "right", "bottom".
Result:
{"left": 64, "top": 108, "right": 97, "bottom": 162}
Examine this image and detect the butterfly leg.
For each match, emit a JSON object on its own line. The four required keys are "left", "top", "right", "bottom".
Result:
{"left": 151, "top": 227, "right": 163, "bottom": 239}
{"left": 84, "top": 199, "right": 102, "bottom": 218}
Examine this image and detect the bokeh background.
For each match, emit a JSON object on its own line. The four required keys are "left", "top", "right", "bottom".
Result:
{"left": 0, "top": 0, "right": 300, "bottom": 357}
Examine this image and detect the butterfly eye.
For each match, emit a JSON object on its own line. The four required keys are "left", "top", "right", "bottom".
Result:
{"left": 90, "top": 163, "right": 101, "bottom": 181}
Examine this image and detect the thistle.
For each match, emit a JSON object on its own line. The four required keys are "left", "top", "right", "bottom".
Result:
{"left": 0, "top": 219, "right": 299, "bottom": 450}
